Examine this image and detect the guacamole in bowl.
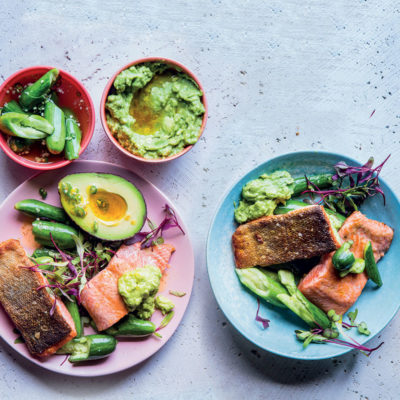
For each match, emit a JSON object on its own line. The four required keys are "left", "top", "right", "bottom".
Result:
{"left": 103, "top": 59, "right": 206, "bottom": 161}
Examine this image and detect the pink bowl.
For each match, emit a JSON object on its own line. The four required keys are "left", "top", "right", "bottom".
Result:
{"left": 0, "top": 66, "right": 95, "bottom": 170}
{"left": 100, "top": 57, "right": 208, "bottom": 163}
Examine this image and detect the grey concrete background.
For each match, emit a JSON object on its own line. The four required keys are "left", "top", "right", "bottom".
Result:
{"left": 0, "top": 0, "right": 399, "bottom": 399}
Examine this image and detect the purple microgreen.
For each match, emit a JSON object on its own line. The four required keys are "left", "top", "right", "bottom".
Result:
{"left": 303, "top": 156, "right": 390, "bottom": 216}
{"left": 323, "top": 337, "right": 383, "bottom": 356}
{"left": 297, "top": 315, "right": 382, "bottom": 356}
{"left": 128, "top": 204, "right": 185, "bottom": 249}
{"left": 49, "top": 296, "right": 57, "bottom": 316}
{"left": 72, "top": 235, "right": 84, "bottom": 272}
{"left": 50, "top": 234, "right": 78, "bottom": 279}
{"left": 60, "top": 354, "right": 69, "bottom": 366}
{"left": 255, "top": 298, "right": 270, "bottom": 329}
{"left": 341, "top": 322, "right": 357, "bottom": 330}
{"left": 29, "top": 236, "right": 116, "bottom": 306}
{"left": 155, "top": 310, "right": 175, "bottom": 332}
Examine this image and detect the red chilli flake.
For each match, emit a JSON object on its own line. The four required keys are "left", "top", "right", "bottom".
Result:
{"left": 255, "top": 298, "right": 270, "bottom": 329}
{"left": 369, "top": 109, "right": 376, "bottom": 118}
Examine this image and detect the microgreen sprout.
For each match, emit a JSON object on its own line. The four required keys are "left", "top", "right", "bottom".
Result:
{"left": 295, "top": 308, "right": 381, "bottom": 355}
{"left": 129, "top": 204, "right": 185, "bottom": 249}
{"left": 154, "top": 311, "right": 175, "bottom": 338}
{"left": 302, "top": 155, "right": 390, "bottom": 216}
{"left": 255, "top": 298, "right": 270, "bottom": 329}
{"left": 22, "top": 235, "right": 117, "bottom": 312}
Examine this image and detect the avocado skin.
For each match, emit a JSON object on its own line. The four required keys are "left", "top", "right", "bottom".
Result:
{"left": 58, "top": 172, "right": 147, "bottom": 241}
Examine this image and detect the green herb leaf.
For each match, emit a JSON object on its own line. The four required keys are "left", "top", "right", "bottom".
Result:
{"left": 156, "top": 311, "right": 174, "bottom": 331}
{"left": 327, "top": 309, "right": 341, "bottom": 322}
{"left": 303, "top": 334, "right": 315, "bottom": 349}
{"left": 148, "top": 219, "right": 156, "bottom": 231}
{"left": 357, "top": 321, "right": 371, "bottom": 336}
{"left": 348, "top": 309, "right": 358, "bottom": 325}
{"left": 169, "top": 290, "right": 186, "bottom": 297}
{"left": 153, "top": 237, "right": 164, "bottom": 245}
{"left": 39, "top": 187, "right": 47, "bottom": 200}
{"left": 14, "top": 336, "right": 24, "bottom": 344}
{"left": 153, "top": 332, "right": 162, "bottom": 338}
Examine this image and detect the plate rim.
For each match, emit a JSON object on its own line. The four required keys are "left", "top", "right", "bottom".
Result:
{"left": 206, "top": 150, "right": 400, "bottom": 360}
{"left": 0, "top": 159, "right": 195, "bottom": 377}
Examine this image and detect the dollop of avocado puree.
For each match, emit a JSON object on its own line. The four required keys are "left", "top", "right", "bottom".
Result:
{"left": 105, "top": 62, "right": 205, "bottom": 159}
{"left": 234, "top": 171, "right": 294, "bottom": 224}
{"left": 118, "top": 264, "right": 162, "bottom": 312}
{"left": 135, "top": 296, "right": 156, "bottom": 320}
{"left": 155, "top": 295, "right": 175, "bottom": 315}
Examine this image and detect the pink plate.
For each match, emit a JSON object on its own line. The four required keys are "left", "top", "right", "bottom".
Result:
{"left": 0, "top": 160, "right": 194, "bottom": 377}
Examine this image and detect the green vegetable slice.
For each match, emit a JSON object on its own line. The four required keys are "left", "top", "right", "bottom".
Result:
{"left": 364, "top": 241, "right": 382, "bottom": 287}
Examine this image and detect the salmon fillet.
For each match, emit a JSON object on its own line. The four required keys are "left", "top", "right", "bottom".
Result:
{"left": 0, "top": 239, "right": 76, "bottom": 357}
{"left": 81, "top": 243, "right": 175, "bottom": 331}
{"left": 298, "top": 212, "right": 394, "bottom": 315}
{"left": 232, "top": 205, "right": 341, "bottom": 268}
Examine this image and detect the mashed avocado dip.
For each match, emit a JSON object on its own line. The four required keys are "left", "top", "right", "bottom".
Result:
{"left": 105, "top": 62, "right": 205, "bottom": 159}
{"left": 118, "top": 264, "right": 161, "bottom": 318}
{"left": 234, "top": 170, "right": 294, "bottom": 224}
{"left": 155, "top": 295, "right": 175, "bottom": 315}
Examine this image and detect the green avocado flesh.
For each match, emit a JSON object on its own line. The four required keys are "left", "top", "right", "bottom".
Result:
{"left": 105, "top": 62, "right": 205, "bottom": 159}
{"left": 58, "top": 173, "right": 146, "bottom": 240}
{"left": 234, "top": 170, "right": 294, "bottom": 224}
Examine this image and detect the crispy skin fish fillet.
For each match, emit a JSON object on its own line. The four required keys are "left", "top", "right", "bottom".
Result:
{"left": 232, "top": 205, "right": 341, "bottom": 268}
{"left": 298, "top": 212, "right": 393, "bottom": 315}
{"left": 0, "top": 239, "right": 76, "bottom": 357}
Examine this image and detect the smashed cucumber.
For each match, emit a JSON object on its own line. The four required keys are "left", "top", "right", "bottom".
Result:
{"left": 19, "top": 68, "right": 59, "bottom": 110}
{"left": 106, "top": 315, "right": 156, "bottom": 337}
{"left": 0, "top": 112, "right": 54, "bottom": 139}
{"left": 15, "top": 199, "right": 67, "bottom": 222}
{"left": 2, "top": 100, "right": 26, "bottom": 114}
{"left": 44, "top": 100, "right": 66, "bottom": 154}
{"left": 56, "top": 334, "right": 116, "bottom": 363}
{"left": 63, "top": 298, "right": 83, "bottom": 338}
{"left": 292, "top": 174, "right": 333, "bottom": 196}
{"left": 32, "top": 220, "right": 78, "bottom": 249}
{"left": 64, "top": 108, "right": 82, "bottom": 160}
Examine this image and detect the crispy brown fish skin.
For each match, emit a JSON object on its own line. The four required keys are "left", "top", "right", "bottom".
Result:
{"left": 232, "top": 205, "right": 341, "bottom": 268}
{"left": 0, "top": 239, "right": 76, "bottom": 357}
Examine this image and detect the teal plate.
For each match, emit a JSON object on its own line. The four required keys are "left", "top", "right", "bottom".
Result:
{"left": 207, "top": 151, "right": 400, "bottom": 360}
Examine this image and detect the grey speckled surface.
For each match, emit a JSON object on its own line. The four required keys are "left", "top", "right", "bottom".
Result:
{"left": 1, "top": 0, "right": 400, "bottom": 399}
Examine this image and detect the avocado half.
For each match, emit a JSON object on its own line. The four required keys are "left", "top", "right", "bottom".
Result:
{"left": 58, "top": 173, "right": 146, "bottom": 241}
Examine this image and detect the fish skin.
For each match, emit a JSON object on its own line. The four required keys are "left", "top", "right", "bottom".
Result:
{"left": 81, "top": 243, "right": 175, "bottom": 331}
{"left": 298, "top": 212, "right": 394, "bottom": 315}
{"left": 0, "top": 239, "right": 76, "bottom": 357}
{"left": 232, "top": 205, "right": 341, "bottom": 268}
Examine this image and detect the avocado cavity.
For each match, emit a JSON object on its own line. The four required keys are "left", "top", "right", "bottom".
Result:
{"left": 89, "top": 189, "right": 127, "bottom": 223}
